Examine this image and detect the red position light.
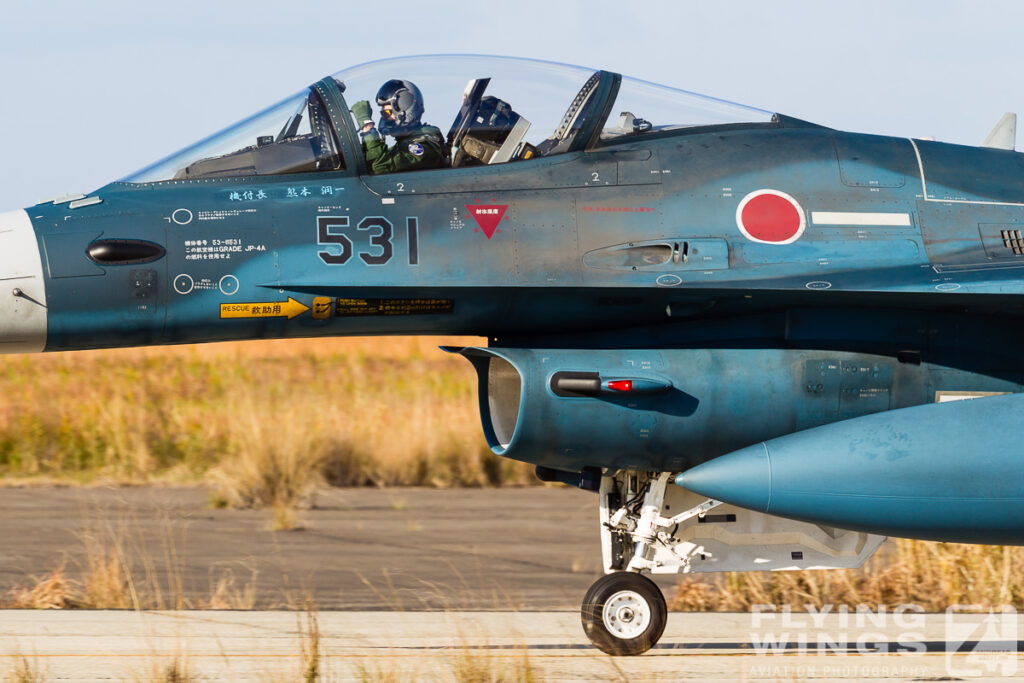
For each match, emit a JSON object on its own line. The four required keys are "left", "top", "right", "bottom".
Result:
{"left": 607, "top": 380, "right": 633, "bottom": 392}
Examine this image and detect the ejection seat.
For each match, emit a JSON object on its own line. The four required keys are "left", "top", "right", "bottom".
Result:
{"left": 448, "top": 79, "right": 535, "bottom": 167}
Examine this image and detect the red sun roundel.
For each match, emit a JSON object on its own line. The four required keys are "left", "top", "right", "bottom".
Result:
{"left": 735, "top": 189, "right": 805, "bottom": 244}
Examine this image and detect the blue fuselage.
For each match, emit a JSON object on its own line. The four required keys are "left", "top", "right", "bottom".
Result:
{"left": 7, "top": 117, "right": 1024, "bottom": 542}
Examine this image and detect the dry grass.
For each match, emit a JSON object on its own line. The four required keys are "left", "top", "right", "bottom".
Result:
{"left": 353, "top": 647, "right": 537, "bottom": 683}
{"left": 356, "top": 663, "right": 410, "bottom": 682}
{"left": 144, "top": 659, "right": 197, "bottom": 683}
{"left": 8, "top": 560, "right": 257, "bottom": 611}
{"left": 198, "top": 568, "right": 257, "bottom": 610}
{"left": 298, "top": 603, "right": 321, "bottom": 683}
{"left": 4, "top": 657, "right": 45, "bottom": 683}
{"left": 79, "top": 534, "right": 134, "bottom": 609}
{"left": 450, "top": 649, "right": 537, "bottom": 683}
{"left": 0, "top": 337, "right": 534, "bottom": 516}
{"left": 670, "top": 539, "right": 1024, "bottom": 611}
{"left": 5, "top": 539, "right": 131, "bottom": 609}
{"left": 6, "top": 519, "right": 256, "bottom": 610}
{"left": 7, "top": 565, "right": 76, "bottom": 609}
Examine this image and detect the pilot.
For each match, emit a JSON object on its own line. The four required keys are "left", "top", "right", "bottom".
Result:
{"left": 351, "top": 80, "right": 447, "bottom": 174}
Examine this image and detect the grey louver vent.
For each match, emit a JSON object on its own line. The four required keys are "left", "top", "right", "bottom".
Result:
{"left": 1001, "top": 229, "right": 1024, "bottom": 255}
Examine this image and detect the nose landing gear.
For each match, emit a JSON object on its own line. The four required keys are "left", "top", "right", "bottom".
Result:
{"left": 580, "top": 571, "right": 667, "bottom": 656}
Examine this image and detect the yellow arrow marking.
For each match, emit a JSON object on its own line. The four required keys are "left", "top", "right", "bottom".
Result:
{"left": 219, "top": 297, "right": 310, "bottom": 320}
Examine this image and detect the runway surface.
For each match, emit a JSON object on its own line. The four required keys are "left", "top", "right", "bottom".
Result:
{"left": 0, "top": 485, "right": 608, "bottom": 609}
{"left": 2, "top": 610, "right": 1022, "bottom": 681}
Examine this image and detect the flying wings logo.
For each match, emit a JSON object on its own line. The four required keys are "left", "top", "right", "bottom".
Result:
{"left": 466, "top": 204, "right": 507, "bottom": 239}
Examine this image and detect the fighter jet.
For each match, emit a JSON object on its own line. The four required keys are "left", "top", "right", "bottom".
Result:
{"left": 3, "top": 54, "right": 1023, "bottom": 655}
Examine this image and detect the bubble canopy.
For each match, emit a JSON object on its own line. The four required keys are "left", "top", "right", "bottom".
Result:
{"left": 122, "top": 55, "right": 774, "bottom": 183}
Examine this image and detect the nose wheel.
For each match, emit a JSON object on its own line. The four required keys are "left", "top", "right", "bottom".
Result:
{"left": 581, "top": 572, "right": 667, "bottom": 655}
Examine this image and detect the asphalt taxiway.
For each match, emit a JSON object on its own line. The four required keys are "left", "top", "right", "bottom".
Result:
{"left": 0, "top": 486, "right": 605, "bottom": 609}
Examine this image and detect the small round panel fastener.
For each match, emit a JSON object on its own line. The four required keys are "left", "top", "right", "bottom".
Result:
{"left": 173, "top": 273, "right": 194, "bottom": 295}
{"left": 735, "top": 189, "right": 806, "bottom": 244}
{"left": 219, "top": 274, "right": 239, "bottom": 295}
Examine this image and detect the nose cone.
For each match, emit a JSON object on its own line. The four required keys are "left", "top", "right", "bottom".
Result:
{"left": 675, "top": 442, "right": 772, "bottom": 512}
{"left": 0, "top": 210, "right": 47, "bottom": 352}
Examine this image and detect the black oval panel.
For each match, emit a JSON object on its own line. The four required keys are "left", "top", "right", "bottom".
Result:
{"left": 86, "top": 239, "right": 166, "bottom": 265}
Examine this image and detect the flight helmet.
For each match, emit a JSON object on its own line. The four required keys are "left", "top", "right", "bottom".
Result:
{"left": 375, "top": 79, "right": 425, "bottom": 136}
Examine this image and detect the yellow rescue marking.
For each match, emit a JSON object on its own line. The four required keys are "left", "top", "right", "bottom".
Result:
{"left": 220, "top": 297, "right": 309, "bottom": 320}
{"left": 311, "top": 296, "right": 332, "bottom": 319}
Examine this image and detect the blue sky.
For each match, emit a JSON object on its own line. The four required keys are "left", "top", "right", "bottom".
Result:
{"left": 0, "top": 0, "right": 1020, "bottom": 209}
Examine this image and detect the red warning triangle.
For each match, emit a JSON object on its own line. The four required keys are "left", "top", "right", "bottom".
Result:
{"left": 466, "top": 204, "right": 507, "bottom": 239}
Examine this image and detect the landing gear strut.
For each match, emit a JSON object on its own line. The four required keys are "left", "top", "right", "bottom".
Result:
{"left": 581, "top": 468, "right": 888, "bottom": 654}
{"left": 581, "top": 571, "right": 667, "bottom": 656}
{"left": 582, "top": 473, "right": 676, "bottom": 655}
{"left": 583, "top": 471, "right": 722, "bottom": 654}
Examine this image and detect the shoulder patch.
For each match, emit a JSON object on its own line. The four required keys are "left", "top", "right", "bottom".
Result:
{"left": 407, "top": 142, "right": 424, "bottom": 156}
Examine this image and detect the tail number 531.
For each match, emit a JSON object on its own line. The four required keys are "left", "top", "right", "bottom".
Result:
{"left": 317, "top": 216, "right": 419, "bottom": 266}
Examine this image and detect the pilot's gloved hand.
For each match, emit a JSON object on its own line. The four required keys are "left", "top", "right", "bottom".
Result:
{"left": 352, "top": 100, "right": 374, "bottom": 129}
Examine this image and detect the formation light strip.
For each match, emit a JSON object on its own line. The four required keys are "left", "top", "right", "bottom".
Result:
{"left": 811, "top": 211, "right": 911, "bottom": 226}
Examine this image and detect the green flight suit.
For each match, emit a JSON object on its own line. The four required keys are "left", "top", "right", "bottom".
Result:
{"left": 362, "top": 125, "right": 447, "bottom": 175}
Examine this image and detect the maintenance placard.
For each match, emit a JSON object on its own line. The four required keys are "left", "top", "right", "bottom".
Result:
{"left": 334, "top": 298, "right": 454, "bottom": 316}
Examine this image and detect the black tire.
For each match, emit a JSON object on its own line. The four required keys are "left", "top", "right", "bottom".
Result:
{"left": 580, "top": 572, "right": 667, "bottom": 656}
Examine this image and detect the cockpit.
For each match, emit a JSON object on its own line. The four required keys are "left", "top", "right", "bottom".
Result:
{"left": 122, "top": 55, "right": 774, "bottom": 183}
